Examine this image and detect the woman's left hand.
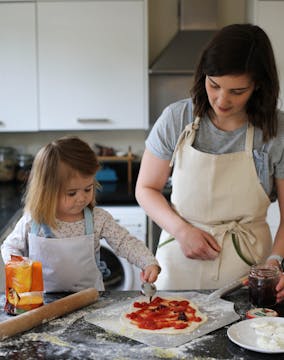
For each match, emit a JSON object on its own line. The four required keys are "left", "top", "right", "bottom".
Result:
{"left": 266, "top": 258, "right": 284, "bottom": 303}
{"left": 140, "top": 265, "right": 161, "bottom": 283}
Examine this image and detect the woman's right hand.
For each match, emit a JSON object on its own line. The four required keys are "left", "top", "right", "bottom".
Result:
{"left": 176, "top": 224, "right": 221, "bottom": 260}
{"left": 135, "top": 150, "right": 221, "bottom": 261}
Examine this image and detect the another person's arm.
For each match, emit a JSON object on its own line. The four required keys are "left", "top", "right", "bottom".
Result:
{"left": 267, "top": 178, "right": 284, "bottom": 302}
{"left": 135, "top": 149, "right": 221, "bottom": 260}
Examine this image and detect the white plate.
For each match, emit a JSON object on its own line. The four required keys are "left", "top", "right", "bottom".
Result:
{"left": 227, "top": 317, "right": 284, "bottom": 354}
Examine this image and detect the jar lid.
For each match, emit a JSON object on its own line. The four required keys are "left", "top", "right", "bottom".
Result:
{"left": 246, "top": 308, "right": 278, "bottom": 319}
{"left": 249, "top": 264, "right": 280, "bottom": 278}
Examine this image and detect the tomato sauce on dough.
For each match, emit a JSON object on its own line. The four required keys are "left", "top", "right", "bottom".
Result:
{"left": 126, "top": 296, "right": 203, "bottom": 330}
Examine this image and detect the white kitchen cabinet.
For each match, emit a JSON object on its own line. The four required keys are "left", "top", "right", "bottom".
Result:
{"left": 37, "top": 0, "right": 148, "bottom": 130}
{"left": 0, "top": 2, "right": 38, "bottom": 132}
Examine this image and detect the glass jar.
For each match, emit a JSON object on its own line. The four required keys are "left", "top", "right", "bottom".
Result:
{"left": 16, "top": 154, "right": 33, "bottom": 183}
{"left": 248, "top": 264, "right": 280, "bottom": 308}
{"left": 0, "top": 147, "right": 16, "bottom": 182}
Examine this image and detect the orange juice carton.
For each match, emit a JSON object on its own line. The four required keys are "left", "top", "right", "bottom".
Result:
{"left": 5, "top": 255, "right": 44, "bottom": 315}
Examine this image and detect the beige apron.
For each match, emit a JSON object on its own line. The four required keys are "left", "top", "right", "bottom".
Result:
{"left": 28, "top": 208, "right": 104, "bottom": 292}
{"left": 156, "top": 117, "right": 272, "bottom": 290}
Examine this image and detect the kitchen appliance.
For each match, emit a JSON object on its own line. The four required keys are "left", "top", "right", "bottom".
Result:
{"left": 149, "top": 0, "right": 217, "bottom": 126}
{"left": 150, "top": 0, "right": 217, "bottom": 74}
{"left": 99, "top": 205, "right": 147, "bottom": 291}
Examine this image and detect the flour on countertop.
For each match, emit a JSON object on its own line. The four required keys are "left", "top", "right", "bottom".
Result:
{"left": 0, "top": 293, "right": 238, "bottom": 359}
{"left": 85, "top": 291, "right": 239, "bottom": 348}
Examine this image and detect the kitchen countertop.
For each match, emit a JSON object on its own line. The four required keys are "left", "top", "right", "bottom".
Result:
{"left": 0, "top": 288, "right": 284, "bottom": 359}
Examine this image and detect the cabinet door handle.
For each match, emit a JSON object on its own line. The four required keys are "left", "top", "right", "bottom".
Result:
{"left": 77, "top": 118, "right": 111, "bottom": 123}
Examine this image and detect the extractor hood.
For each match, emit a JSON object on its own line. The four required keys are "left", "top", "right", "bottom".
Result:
{"left": 149, "top": 30, "right": 217, "bottom": 75}
{"left": 149, "top": 0, "right": 218, "bottom": 75}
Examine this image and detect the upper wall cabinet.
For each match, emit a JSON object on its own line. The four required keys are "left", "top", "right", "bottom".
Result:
{"left": 0, "top": 2, "right": 38, "bottom": 132}
{"left": 37, "top": 1, "right": 148, "bottom": 130}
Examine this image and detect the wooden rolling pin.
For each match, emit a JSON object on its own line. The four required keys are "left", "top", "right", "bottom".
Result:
{"left": 0, "top": 287, "right": 99, "bottom": 340}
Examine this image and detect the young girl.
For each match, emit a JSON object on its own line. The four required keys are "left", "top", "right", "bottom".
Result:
{"left": 1, "top": 136, "right": 160, "bottom": 292}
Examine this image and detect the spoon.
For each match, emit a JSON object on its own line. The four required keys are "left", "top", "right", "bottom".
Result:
{"left": 141, "top": 282, "right": 157, "bottom": 302}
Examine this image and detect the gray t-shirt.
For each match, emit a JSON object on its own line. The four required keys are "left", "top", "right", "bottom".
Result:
{"left": 146, "top": 98, "right": 284, "bottom": 201}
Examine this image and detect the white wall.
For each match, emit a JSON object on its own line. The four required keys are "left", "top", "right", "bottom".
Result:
{"left": 246, "top": 0, "right": 284, "bottom": 111}
{"left": 217, "top": 0, "right": 246, "bottom": 26}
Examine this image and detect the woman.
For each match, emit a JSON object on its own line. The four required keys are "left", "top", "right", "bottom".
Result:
{"left": 136, "top": 23, "right": 284, "bottom": 301}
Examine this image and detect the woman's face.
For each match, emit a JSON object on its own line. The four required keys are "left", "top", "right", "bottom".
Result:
{"left": 205, "top": 74, "right": 255, "bottom": 122}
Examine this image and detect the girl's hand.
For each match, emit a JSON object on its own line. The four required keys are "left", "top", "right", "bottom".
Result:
{"left": 140, "top": 265, "right": 161, "bottom": 283}
{"left": 276, "top": 273, "right": 284, "bottom": 303}
{"left": 176, "top": 224, "right": 221, "bottom": 260}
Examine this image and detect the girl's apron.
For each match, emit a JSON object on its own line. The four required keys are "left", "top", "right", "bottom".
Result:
{"left": 28, "top": 207, "right": 104, "bottom": 292}
{"left": 156, "top": 117, "right": 272, "bottom": 290}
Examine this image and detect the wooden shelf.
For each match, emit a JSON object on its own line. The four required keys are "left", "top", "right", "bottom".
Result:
{"left": 98, "top": 155, "right": 134, "bottom": 162}
{"left": 97, "top": 147, "right": 135, "bottom": 192}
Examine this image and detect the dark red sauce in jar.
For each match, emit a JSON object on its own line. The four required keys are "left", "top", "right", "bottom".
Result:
{"left": 248, "top": 264, "right": 280, "bottom": 308}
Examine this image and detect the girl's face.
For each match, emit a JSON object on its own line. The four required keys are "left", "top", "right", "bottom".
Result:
{"left": 205, "top": 74, "right": 255, "bottom": 124}
{"left": 56, "top": 172, "right": 94, "bottom": 222}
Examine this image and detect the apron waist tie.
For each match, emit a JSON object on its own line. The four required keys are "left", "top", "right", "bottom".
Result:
{"left": 194, "top": 220, "right": 258, "bottom": 281}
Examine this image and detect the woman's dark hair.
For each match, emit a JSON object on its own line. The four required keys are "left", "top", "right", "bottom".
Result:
{"left": 191, "top": 23, "right": 279, "bottom": 141}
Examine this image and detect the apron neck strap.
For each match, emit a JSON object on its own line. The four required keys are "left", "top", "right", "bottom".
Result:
{"left": 170, "top": 116, "right": 201, "bottom": 167}
{"left": 30, "top": 221, "right": 54, "bottom": 238}
{"left": 84, "top": 207, "right": 94, "bottom": 235}
{"left": 245, "top": 123, "right": 254, "bottom": 156}
{"left": 30, "top": 221, "right": 40, "bottom": 235}
{"left": 30, "top": 207, "right": 94, "bottom": 237}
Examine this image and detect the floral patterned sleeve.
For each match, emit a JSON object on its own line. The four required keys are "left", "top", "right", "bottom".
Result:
{"left": 93, "top": 208, "right": 160, "bottom": 271}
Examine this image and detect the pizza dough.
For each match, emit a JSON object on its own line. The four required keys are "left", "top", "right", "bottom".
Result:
{"left": 120, "top": 296, "right": 207, "bottom": 335}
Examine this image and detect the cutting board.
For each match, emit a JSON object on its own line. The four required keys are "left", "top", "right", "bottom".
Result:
{"left": 85, "top": 291, "right": 240, "bottom": 348}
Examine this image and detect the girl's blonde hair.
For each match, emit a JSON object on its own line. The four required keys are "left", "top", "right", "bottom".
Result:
{"left": 24, "top": 136, "right": 100, "bottom": 228}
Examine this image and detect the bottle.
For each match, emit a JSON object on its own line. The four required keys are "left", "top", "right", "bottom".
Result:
{"left": 15, "top": 154, "right": 33, "bottom": 183}
{"left": 0, "top": 147, "right": 16, "bottom": 182}
{"left": 248, "top": 264, "right": 280, "bottom": 308}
